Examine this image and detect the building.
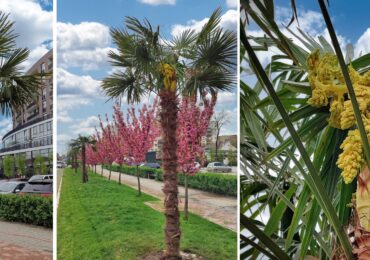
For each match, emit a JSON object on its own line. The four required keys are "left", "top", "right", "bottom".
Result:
{"left": 0, "top": 50, "right": 53, "bottom": 177}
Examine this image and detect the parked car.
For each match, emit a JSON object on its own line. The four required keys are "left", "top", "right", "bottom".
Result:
{"left": 19, "top": 179, "right": 53, "bottom": 197}
{"left": 140, "top": 162, "right": 161, "bottom": 179}
{"left": 57, "top": 161, "right": 67, "bottom": 168}
{"left": 28, "top": 175, "right": 53, "bottom": 182}
{"left": 206, "top": 162, "right": 232, "bottom": 173}
{"left": 0, "top": 181, "right": 26, "bottom": 194}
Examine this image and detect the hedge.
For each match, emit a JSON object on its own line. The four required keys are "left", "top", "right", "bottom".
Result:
{"left": 103, "top": 164, "right": 236, "bottom": 196}
{"left": 0, "top": 195, "right": 53, "bottom": 228}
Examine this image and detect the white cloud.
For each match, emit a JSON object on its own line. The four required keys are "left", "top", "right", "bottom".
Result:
{"left": 171, "top": 9, "right": 237, "bottom": 37}
{"left": 139, "top": 0, "right": 175, "bottom": 5}
{"left": 58, "top": 110, "right": 73, "bottom": 123}
{"left": 355, "top": 28, "right": 370, "bottom": 56}
{"left": 0, "top": 0, "right": 52, "bottom": 49}
{"left": 57, "top": 22, "right": 115, "bottom": 71}
{"left": 58, "top": 47, "right": 114, "bottom": 71}
{"left": 226, "top": 0, "right": 237, "bottom": 8}
{"left": 217, "top": 91, "right": 236, "bottom": 104}
{"left": 70, "top": 116, "right": 100, "bottom": 136}
{"left": 57, "top": 68, "right": 102, "bottom": 96}
{"left": 57, "top": 22, "right": 110, "bottom": 51}
{"left": 58, "top": 94, "right": 92, "bottom": 111}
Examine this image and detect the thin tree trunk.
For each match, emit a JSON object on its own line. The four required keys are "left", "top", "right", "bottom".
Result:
{"left": 160, "top": 90, "right": 181, "bottom": 259}
{"left": 101, "top": 164, "right": 103, "bottom": 175}
{"left": 94, "top": 164, "right": 97, "bottom": 174}
{"left": 74, "top": 155, "right": 77, "bottom": 173}
{"left": 119, "top": 164, "right": 122, "bottom": 185}
{"left": 82, "top": 145, "right": 87, "bottom": 183}
{"left": 136, "top": 165, "right": 141, "bottom": 196}
{"left": 184, "top": 175, "right": 189, "bottom": 221}
{"left": 109, "top": 164, "right": 112, "bottom": 180}
{"left": 215, "top": 128, "right": 220, "bottom": 161}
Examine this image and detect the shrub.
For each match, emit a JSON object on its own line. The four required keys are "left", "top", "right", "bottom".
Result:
{"left": 104, "top": 164, "right": 236, "bottom": 196}
{"left": 0, "top": 195, "right": 53, "bottom": 227}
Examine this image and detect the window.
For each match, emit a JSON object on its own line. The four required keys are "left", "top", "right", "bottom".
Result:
{"left": 41, "top": 63, "right": 46, "bottom": 73}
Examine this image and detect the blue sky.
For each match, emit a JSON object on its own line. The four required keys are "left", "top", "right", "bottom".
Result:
{"left": 57, "top": 0, "right": 238, "bottom": 154}
{"left": 0, "top": 0, "right": 53, "bottom": 142}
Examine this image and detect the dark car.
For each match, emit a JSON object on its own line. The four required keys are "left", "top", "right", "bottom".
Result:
{"left": 19, "top": 179, "right": 53, "bottom": 197}
{"left": 0, "top": 181, "right": 26, "bottom": 194}
{"left": 140, "top": 162, "right": 161, "bottom": 179}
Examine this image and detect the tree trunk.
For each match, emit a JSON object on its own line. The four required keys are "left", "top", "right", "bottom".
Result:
{"left": 94, "top": 164, "right": 96, "bottom": 174}
{"left": 215, "top": 128, "right": 220, "bottom": 161}
{"left": 101, "top": 164, "right": 103, "bottom": 175}
{"left": 109, "top": 164, "right": 112, "bottom": 180}
{"left": 136, "top": 165, "right": 141, "bottom": 196}
{"left": 184, "top": 175, "right": 189, "bottom": 221}
{"left": 119, "top": 164, "right": 122, "bottom": 185}
{"left": 82, "top": 145, "right": 87, "bottom": 183}
{"left": 74, "top": 155, "right": 77, "bottom": 173}
{"left": 159, "top": 90, "right": 181, "bottom": 259}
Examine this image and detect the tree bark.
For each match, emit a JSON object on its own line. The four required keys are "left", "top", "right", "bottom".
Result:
{"left": 159, "top": 90, "right": 181, "bottom": 260}
{"left": 215, "top": 128, "right": 220, "bottom": 161}
{"left": 74, "top": 155, "right": 77, "bottom": 173}
{"left": 82, "top": 145, "right": 87, "bottom": 183}
{"left": 119, "top": 164, "right": 122, "bottom": 185}
{"left": 109, "top": 164, "right": 112, "bottom": 180}
{"left": 136, "top": 165, "right": 141, "bottom": 196}
{"left": 101, "top": 164, "right": 103, "bottom": 175}
{"left": 184, "top": 175, "right": 189, "bottom": 221}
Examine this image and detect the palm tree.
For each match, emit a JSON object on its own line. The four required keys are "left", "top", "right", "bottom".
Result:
{"left": 70, "top": 136, "right": 96, "bottom": 183}
{"left": 240, "top": 0, "right": 369, "bottom": 259}
{"left": 0, "top": 12, "right": 41, "bottom": 116}
{"left": 101, "top": 8, "right": 236, "bottom": 259}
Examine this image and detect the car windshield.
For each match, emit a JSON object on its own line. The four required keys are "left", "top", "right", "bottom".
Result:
{"left": 0, "top": 182, "right": 17, "bottom": 192}
{"left": 22, "top": 183, "right": 53, "bottom": 193}
{"left": 214, "top": 162, "right": 225, "bottom": 166}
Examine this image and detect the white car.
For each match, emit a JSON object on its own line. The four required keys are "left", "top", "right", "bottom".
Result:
{"left": 206, "top": 162, "right": 232, "bottom": 173}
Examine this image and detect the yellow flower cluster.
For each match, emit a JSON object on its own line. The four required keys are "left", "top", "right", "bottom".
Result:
{"left": 307, "top": 51, "right": 370, "bottom": 130}
{"left": 337, "top": 129, "right": 364, "bottom": 184}
{"left": 159, "top": 63, "right": 177, "bottom": 92}
{"left": 306, "top": 50, "right": 370, "bottom": 184}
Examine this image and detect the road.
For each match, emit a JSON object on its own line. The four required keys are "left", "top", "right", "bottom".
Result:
{"left": 0, "top": 221, "right": 52, "bottom": 260}
{"left": 96, "top": 165, "right": 237, "bottom": 231}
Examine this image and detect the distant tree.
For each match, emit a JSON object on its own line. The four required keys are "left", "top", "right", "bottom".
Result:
{"left": 3, "top": 155, "right": 14, "bottom": 179}
{"left": 70, "top": 136, "right": 96, "bottom": 183}
{"left": 34, "top": 155, "right": 47, "bottom": 175}
{"left": 98, "top": 115, "right": 117, "bottom": 180}
{"left": 212, "top": 110, "right": 230, "bottom": 161}
{"left": 15, "top": 154, "right": 27, "bottom": 177}
{"left": 177, "top": 94, "right": 216, "bottom": 220}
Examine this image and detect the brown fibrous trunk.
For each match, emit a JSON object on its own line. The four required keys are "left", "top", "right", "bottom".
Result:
{"left": 159, "top": 90, "right": 181, "bottom": 260}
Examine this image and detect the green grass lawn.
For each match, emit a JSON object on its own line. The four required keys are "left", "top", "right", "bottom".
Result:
{"left": 57, "top": 168, "right": 236, "bottom": 260}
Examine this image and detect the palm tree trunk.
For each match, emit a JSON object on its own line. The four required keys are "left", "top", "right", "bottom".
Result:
{"left": 184, "top": 174, "right": 189, "bottom": 221}
{"left": 136, "top": 165, "right": 141, "bottom": 196}
{"left": 119, "top": 164, "right": 122, "bottom": 185}
{"left": 109, "top": 164, "right": 112, "bottom": 180}
{"left": 159, "top": 90, "right": 181, "bottom": 259}
{"left": 82, "top": 145, "right": 87, "bottom": 183}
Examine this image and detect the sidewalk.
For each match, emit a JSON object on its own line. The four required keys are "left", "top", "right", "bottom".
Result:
{"left": 95, "top": 165, "right": 237, "bottom": 231}
{"left": 0, "top": 221, "right": 52, "bottom": 260}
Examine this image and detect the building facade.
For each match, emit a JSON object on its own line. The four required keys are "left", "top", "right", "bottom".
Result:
{"left": 0, "top": 49, "right": 53, "bottom": 177}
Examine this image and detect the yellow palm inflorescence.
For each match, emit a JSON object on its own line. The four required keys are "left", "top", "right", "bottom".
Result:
{"left": 306, "top": 50, "right": 370, "bottom": 184}
{"left": 159, "top": 63, "right": 177, "bottom": 92}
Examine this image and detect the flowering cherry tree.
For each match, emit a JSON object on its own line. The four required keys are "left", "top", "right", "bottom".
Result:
{"left": 177, "top": 94, "right": 217, "bottom": 219}
{"left": 98, "top": 115, "right": 117, "bottom": 180}
{"left": 86, "top": 142, "right": 99, "bottom": 173}
{"left": 113, "top": 100, "right": 160, "bottom": 195}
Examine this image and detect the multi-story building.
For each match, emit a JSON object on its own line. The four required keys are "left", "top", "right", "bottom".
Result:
{"left": 0, "top": 50, "right": 53, "bottom": 177}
